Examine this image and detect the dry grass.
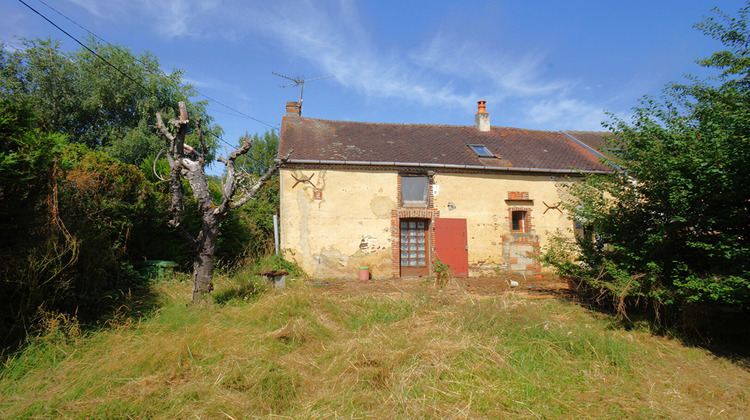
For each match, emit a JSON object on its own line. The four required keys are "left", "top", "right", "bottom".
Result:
{"left": 1, "top": 276, "right": 749, "bottom": 419}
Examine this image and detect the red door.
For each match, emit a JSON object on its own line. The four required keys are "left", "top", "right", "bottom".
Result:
{"left": 434, "top": 218, "right": 468, "bottom": 278}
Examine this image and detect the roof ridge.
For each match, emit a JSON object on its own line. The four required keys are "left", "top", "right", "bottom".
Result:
{"left": 289, "top": 115, "right": 564, "bottom": 134}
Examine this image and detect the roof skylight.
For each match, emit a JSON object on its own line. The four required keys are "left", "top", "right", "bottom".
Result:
{"left": 469, "top": 144, "right": 494, "bottom": 158}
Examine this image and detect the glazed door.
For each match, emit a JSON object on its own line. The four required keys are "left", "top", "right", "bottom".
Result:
{"left": 400, "top": 219, "right": 429, "bottom": 277}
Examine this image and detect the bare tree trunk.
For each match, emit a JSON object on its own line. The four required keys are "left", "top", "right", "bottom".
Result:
{"left": 192, "top": 214, "right": 219, "bottom": 302}
{"left": 155, "top": 102, "right": 291, "bottom": 304}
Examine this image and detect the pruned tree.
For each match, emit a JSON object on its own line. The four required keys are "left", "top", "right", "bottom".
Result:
{"left": 155, "top": 102, "right": 290, "bottom": 303}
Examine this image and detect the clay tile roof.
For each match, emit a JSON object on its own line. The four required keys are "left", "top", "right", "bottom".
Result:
{"left": 279, "top": 115, "right": 612, "bottom": 173}
{"left": 563, "top": 131, "right": 621, "bottom": 161}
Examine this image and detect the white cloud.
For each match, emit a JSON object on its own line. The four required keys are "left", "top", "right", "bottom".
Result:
{"left": 246, "top": 1, "right": 476, "bottom": 107}
{"left": 62, "top": 0, "right": 613, "bottom": 128}
{"left": 526, "top": 98, "right": 607, "bottom": 131}
{"left": 411, "top": 33, "right": 567, "bottom": 98}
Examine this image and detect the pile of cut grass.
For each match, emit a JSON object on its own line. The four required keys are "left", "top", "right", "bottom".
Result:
{"left": 1, "top": 276, "right": 749, "bottom": 418}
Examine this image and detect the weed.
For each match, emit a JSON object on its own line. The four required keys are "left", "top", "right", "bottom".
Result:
{"left": 430, "top": 258, "right": 452, "bottom": 290}
{"left": 1, "top": 277, "right": 750, "bottom": 419}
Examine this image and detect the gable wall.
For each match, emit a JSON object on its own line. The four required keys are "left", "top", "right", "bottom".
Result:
{"left": 280, "top": 168, "right": 397, "bottom": 279}
{"left": 279, "top": 167, "right": 578, "bottom": 279}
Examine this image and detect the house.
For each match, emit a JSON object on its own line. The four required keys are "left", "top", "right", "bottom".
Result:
{"left": 277, "top": 101, "right": 612, "bottom": 279}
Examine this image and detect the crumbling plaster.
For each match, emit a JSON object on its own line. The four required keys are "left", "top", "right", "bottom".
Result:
{"left": 280, "top": 168, "right": 396, "bottom": 278}
{"left": 280, "top": 168, "right": 580, "bottom": 278}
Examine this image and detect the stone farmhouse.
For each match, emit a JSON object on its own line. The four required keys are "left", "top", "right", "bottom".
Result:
{"left": 277, "top": 100, "right": 612, "bottom": 279}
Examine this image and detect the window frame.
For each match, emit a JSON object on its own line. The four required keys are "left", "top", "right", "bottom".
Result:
{"left": 401, "top": 175, "right": 429, "bottom": 207}
{"left": 511, "top": 210, "right": 529, "bottom": 233}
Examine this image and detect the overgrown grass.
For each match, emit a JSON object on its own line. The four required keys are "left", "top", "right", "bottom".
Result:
{"left": 1, "top": 275, "right": 749, "bottom": 418}
{"left": 212, "top": 253, "right": 305, "bottom": 305}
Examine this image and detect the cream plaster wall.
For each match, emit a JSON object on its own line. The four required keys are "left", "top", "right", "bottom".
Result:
{"left": 279, "top": 167, "right": 579, "bottom": 278}
{"left": 431, "top": 173, "right": 577, "bottom": 274}
{"left": 280, "top": 168, "right": 397, "bottom": 279}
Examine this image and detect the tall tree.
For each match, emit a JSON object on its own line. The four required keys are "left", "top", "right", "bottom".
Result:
{"left": 155, "top": 103, "right": 290, "bottom": 303}
{"left": 543, "top": 4, "right": 750, "bottom": 317}
{"left": 0, "top": 37, "right": 220, "bottom": 164}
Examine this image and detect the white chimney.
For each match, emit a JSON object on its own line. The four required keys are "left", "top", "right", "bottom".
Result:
{"left": 475, "top": 100, "right": 490, "bottom": 132}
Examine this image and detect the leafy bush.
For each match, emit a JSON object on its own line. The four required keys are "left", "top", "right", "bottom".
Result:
{"left": 542, "top": 5, "right": 750, "bottom": 326}
{"left": 0, "top": 100, "right": 178, "bottom": 351}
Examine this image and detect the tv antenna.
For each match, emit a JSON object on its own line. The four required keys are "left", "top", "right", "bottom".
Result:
{"left": 272, "top": 72, "right": 334, "bottom": 113}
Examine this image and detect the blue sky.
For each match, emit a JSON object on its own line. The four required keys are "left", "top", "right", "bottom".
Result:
{"left": 2, "top": 0, "right": 746, "bottom": 150}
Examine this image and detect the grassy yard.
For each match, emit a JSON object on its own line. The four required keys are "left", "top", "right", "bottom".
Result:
{"left": 1, "top": 274, "right": 748, "bottom": 419}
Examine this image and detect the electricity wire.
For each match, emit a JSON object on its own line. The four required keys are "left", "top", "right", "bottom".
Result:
{"left": 38, "top": 0, "right": 278, "bottom": 129}
{"left": 17, "top": 0, "right": 279, "bottom": 149}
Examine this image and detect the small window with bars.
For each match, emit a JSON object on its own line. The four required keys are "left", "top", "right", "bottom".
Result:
{"left": 400, "top": 220, "right": 427, "bottom": 267}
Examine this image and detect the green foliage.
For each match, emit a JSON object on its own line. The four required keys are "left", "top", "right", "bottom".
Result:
{"left": 235, "top": 130, "right": 281, "bottom": 177}
{"left": 0, "top": 99, "right": 66, "bottom": 251}
{"left": 430, "top": 258, "right": 452, "bottom": 290}
{"left": 215, "top": 131, "right": 281, "bottom": 264}
{"left": 0, "top": 99, "right": 184, "bottom": 351}
{"left": 543, "top": 4, "right": 750, "bottom": 319}
{"left": 0, "top": 99, "right": 75, "bottom": 351}
{"left": 0, "top": 37, "right": 221, "bottom": 165}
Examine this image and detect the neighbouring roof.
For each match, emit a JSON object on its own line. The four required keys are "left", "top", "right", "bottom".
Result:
{"left": 563, "top": 131, "right": 621, "bottom": 161}
{"left": 279, "top": 114, "right": 613, "bottom": 174}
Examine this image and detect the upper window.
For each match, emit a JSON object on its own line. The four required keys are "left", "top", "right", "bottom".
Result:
{"left": 469, "top": 144, "right": 494, "bottom": 158}
{"left": 511, "top": 210, "right": 528, "bottom": 232}
{"left": 402, "top": 176, "right": 428, "bottom": 206}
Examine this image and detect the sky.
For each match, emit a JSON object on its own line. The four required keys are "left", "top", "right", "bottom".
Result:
{"left": 2, "top": 0, "right": 747, "bottom": 155}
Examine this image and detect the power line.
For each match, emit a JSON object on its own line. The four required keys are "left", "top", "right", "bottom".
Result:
{"left": 35, "top": 0, "right": 278, "bottom": 130}
{"left": 20, "top": 0, "right": 279, "bottom": 140}
{"left": 18, "top": 0, "right": 235, "bottom": 149}
{"left": 35, "top": 0, "right": 108, "bottom": 44}
{"left": 18, "top": 0, "right": 154, "bottom": 96}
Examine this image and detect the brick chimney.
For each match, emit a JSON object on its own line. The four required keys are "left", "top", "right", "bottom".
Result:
{"left": 286, "top": 101, "right": 301, "bottom": 116}
{"left": 475, "top": 100, "right": 490, "bottom": 132}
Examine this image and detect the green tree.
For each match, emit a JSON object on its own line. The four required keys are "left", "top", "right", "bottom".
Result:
{"left": 224, "top": 130, "right": 282, "bottom": 261}
{"left": 0, "top": 98, "right": 179, "bottom": 351}
{"left": 0, "top": 37, "right": 220, "bottom": 165}
{"left": 543, "top": 4, "right": 750, "bottom": 318}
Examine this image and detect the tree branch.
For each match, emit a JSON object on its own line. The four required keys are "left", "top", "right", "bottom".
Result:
{"left": 231, "top": 150, "right": 293, "bottom": 209}
{"left": 155, "top": 113, "right": 174, "bottom": 142}
{"left": 197, "top": 117, "right": 208, "bottom": 158}
{"left": 152, "top": 149, "right": 169, "bottom": 182}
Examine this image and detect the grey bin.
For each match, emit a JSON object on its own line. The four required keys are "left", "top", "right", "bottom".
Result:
{"left": 138, "top": 260, "right": 179, "bottom": 278}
